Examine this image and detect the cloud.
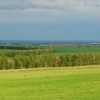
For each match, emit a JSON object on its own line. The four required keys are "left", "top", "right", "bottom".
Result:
{"left": 26, "top": 0, "right": 68, "bottom": 11}
{"left": 0, "top": 0, "right": 100, "bottom": 11}
{"left": 0, "top": 0, "right": 71, "bottom": 11}
{"left": 0, "top": 0, "right": 28, "bottom": 10}
{"left": 0, "top": 0, "right": 100, "bottom": 23}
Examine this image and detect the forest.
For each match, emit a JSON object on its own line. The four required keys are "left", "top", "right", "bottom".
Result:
{"left": 0, "top": 46, "right": 100, "bottom": 69}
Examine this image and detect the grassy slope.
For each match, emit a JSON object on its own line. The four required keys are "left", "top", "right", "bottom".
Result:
{"left": 0, "top": 67, "right": 100, "bottom": 100}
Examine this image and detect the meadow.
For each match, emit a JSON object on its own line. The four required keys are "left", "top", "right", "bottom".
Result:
{"left": 51, "top": 46, "right": 100, "bottom": 53}
{"left": 0, "top": 66, "right": 100, "bottom": 100}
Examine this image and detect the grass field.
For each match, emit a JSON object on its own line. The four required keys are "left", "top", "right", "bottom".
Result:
{"left": 0, "top": 67, "right": 100, "bottom": 100}
{"left": 51, "top": 47, "right": 100, "bottom": 53}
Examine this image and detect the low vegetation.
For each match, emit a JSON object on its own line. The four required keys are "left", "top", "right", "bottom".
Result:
{"left": 51, "top": 46, "right": 100, "bottom": 53}
{"left": 0, "top": 67, "right": 100, "bottom": 100}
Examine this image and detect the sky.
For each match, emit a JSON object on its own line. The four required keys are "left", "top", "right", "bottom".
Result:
{"left": 0, "top": 0, "right": 100, "bottom": 41}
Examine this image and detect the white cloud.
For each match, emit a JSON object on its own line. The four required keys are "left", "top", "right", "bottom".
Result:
{"left": 0, "top": 0, "right": 100, "bottom": 23}
{"left": 0, "top": 0, "right": 100, "bottom": 11}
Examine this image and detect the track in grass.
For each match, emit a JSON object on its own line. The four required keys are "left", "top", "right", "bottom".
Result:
{"left": 0, "top": 67, "right": 100, "bottom": 100}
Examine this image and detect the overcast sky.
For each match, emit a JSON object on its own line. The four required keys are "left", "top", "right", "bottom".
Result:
{"left": 0, "top": 0, "right": 100, "bottom": 41}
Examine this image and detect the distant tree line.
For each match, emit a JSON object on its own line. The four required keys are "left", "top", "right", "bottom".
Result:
{"left": 0, "top": 50, "right": 100, "bottom": 69}
{"left": 0, "top": 45, "right": 45, "bottom": 50}
{"left": 0, "top": 45, "right": 30, "bottom": 50}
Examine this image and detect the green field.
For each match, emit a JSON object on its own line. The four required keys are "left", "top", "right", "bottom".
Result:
{"left": 51, "top": 47, "right": 100, "bottom": 53}
{"left": 0, "top": 67, "right": 100, "bottom": 100}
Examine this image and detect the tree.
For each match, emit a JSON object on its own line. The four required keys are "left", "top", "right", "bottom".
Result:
{"left": 14, "top": 55, "right": 22, "bottom": 69}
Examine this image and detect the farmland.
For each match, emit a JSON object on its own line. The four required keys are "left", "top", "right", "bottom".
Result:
{"left": 0, "top": 42, "right": 100, "bottom": 100}
{"left": 0, "top": 67, "right": 100, "bottom": 100}
{"left": 50, "top": 46, "right": 100, "bottom": 53}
